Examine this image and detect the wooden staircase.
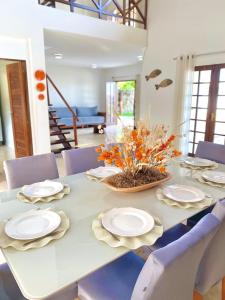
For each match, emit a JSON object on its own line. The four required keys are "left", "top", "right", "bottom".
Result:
{"left": 38, "top": 0, "right": 55, "bottom": 7}
{"left": 47, "top": 75, "right": 78, "bottom": 154}
{"left": 49, "top": 107, "right": 75, "bottom": 154}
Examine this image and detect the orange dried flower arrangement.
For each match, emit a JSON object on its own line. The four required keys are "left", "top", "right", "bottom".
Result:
{"left": 96, "top": 123, "right": 181, "bottom": 191}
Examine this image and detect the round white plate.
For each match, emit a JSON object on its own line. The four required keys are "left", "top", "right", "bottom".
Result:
{"left": 163, "top": 185, "right": 205, "bottom": 203}
{"left": 102, "top": 207, "right": 155, "bottom": 237}
{"left": 5, "top": 210, "right": 61, "bottom": 240}
{"left": 87, "top": 166, "right": 121, "bottom": 178}
{"left": 184, "top": 157, "right": 215, "bottom": 167}
{"left": 202, "top": 171, "right": 225, "bottom": 184}
{"left": 22, "top": 181, "right": 64, "bottom": 198}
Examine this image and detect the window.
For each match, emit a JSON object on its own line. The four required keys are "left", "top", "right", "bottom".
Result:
{"left": 188, "top": 64, "right": 225, "bottom": 155}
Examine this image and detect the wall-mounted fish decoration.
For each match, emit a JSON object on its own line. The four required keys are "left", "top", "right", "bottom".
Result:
{"left": 155, "top": 79, "right": 173, "bottom": 90}
{"left": 145, "top": 69, "right": 162, "bottom": 81}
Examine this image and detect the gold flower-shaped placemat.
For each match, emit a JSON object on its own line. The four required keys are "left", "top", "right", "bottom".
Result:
{"left": 85, "top": 174, "right": 103, "bottom": 182}
{"left": 194, "top": 173, "right": 225, "bottom": 189}
{"left": 156, "top": 189, "right": 214, "bottom": 209}
{"left": 180, "top": 162, "right": 218, "bottom": 171}
{"left": 17, "top": 184, "right": 70, "bottom": 203}
{"left": 0, "top": 210, "right": 70, "bottom": 251}
{"left": 92, "top": 212, "right": 163, "bottom": 250}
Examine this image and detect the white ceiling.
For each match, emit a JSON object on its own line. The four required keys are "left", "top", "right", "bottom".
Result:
{"left": 44, "top": 30, "right": 145, "bottom": 69}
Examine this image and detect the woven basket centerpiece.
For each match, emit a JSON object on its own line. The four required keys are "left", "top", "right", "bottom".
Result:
{"left": 95, "top": 123, "right": 180, "bottom": 193}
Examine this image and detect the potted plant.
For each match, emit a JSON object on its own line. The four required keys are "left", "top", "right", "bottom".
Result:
{"left": 96, "top": 123, "right": 181, "bottom": 192}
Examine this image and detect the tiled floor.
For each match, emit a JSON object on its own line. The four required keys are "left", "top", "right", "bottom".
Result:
{"left": 0, "top": 130, "right": 221, "bottom": 299}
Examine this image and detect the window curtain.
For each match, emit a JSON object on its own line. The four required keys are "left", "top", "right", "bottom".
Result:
{"left": 175, "top": 54, "right": 195, "bottom": 155}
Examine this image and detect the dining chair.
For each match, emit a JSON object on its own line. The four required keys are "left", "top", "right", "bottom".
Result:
{"left": 62, "top": 147, "right": 104, "bottom": 176}
{"left": 187, "top": 140, "right": 225, "bottom": 227}
{"left": 78, "top": 213, "right": 220, "bottom": 300}
{"left": 0, "top": 263, "right": 26, "bottom": 300}
{"left": 194, "top": 199, "right": 225, "bottom": 300}
{"left": 195, "top": 141, "right": 225, "bottom": 164}
{"left": 0, "top": 263, "right": 78, "bottom": 300}
{"left": 3, "top": 153, "right": 59, "bottom": 189}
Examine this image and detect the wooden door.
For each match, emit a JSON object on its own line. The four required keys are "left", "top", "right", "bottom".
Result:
{"left": 6, "top": 61, "right": 33, "bottom": 157}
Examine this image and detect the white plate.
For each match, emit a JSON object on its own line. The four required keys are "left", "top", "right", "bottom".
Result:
{"left": 22, "top": 181, "right": 64, "bottom": 198}
{"left": 202, "top": 171, "right": 225, "bottom": 184}
{"left": 5, "top": 210, "right": 61, "bottom": 240}
{"left": 86, "top": 166, "right": 121, "bottom": 178}
{"left": 184, "top": 157, "right": 215, "bottom": 167}
{"left": 163, "top": 185, "right": 205, "bottom": 203}
{"left": 102, "top": 207, "right": 155, "bottom": 237}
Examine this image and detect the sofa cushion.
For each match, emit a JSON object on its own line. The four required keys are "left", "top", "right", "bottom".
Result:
{"left": 77, "top": 116, "right": 104, "bottom": 125}
{"left": 76, "top": 106, "right": 98, "bottom": 117}
{"left": 53, "top": 107, "right": 76, "bottom": 118}
{"left": 60, "top": 116, "right": 105, "bottom": 126}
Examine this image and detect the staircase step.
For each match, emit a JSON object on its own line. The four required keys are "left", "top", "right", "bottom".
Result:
{"left": 50, "top": 123, "right": 65, "bottom": 128}
{"left": 50, "top": 131, "right": 70, "bottom": 136}
{"left": 51, "top": 139, "right": 75, "bottom": 145}
{"left": 49, "top": 117, "right": 61, "bottom": 120}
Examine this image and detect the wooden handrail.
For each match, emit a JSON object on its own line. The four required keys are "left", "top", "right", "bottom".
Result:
{"left": 38, "top": 0, "right": 148, "bottom": 29}
{"left": 46, "top": 74, "right": 78, "bottom": 146}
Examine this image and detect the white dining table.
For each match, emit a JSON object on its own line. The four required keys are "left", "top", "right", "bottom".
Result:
{"left": 0, "top": 161, "right": 225, "bottom": 299}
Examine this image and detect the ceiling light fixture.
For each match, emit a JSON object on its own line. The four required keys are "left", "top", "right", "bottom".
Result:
{"left": 137, "top": 55, "right": 143, "bottom": 61}
{"left": 54, "top": 53, "right": 63, "bottom": 60}
{"left": 91, "top": 64, "right": 97, "bottom": 69}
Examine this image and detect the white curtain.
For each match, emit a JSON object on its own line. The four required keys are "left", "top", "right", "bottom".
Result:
{"left": 175, "top": 55, "right": 195, "bottom": 155}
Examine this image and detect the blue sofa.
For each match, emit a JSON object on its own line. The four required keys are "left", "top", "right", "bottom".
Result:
{"left": 53, "top": 106, "right": 106, "bottom": 127}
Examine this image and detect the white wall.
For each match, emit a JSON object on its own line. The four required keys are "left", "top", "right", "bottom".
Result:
{"left": 104, "top": 63, "right": 142, "bottom": 81}
{"left": 46, "top": 64, "right": 106, "bottom": 111}
{"left": 141, "top": 0, "right": 225, "bottom": 129}
{"left": 0, "top": 63, "right": 14, "bottom": 150}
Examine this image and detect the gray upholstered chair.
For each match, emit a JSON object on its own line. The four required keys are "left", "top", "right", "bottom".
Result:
{"left": 0, "top": 262, "right": 77, "bottom": 300}
{"left": 188, "top": 140, "right": 225, "bottom": 227}
{"left": 195, "top": 141, "right": 225, "bottom": 164}
{"left": 62, "top": 147, "right": 104, "bottom": 176}
{"left": 3, "top": 153, "right": 59, "bottom": 189}
{"left": 78, "top": 213, "right": 220, "bottom": 300}
{"left": 0, "top": 263, "right": 26, "bottom": 300}
{"left": 194, "top": 199, "right": 225, "bottom": 300}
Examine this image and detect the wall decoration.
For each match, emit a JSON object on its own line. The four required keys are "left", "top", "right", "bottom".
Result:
{"left": 155, "top": 79, "right": 173, "bottom": 90}
{"left": 145, "top": 69, "right": 162, "bottom": 81}
{"left": 35, "top": 70, "right": 46, "bottom": 81}
{"left": 145, "top": 69, "right": 173, "bottom": 91}
{"left": 38, "top": 94, "right": 45, "bottom": 101}
{"left": 36, "top": 82, "right": 46, "bottom": 92}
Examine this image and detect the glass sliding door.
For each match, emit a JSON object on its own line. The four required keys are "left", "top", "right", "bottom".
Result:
{"left": 188, "top": 64, "right": 225, "bottom": 155}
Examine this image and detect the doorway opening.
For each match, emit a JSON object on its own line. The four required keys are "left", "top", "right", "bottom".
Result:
{"left": 0, "top": 59, "right": 32, "bottom": 166}
{"left": 106, "top": 80, "right": 136, "bottom": 128}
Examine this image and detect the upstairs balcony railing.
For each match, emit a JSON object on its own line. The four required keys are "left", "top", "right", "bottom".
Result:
{"left": 38, "top": 0, "right": 148, "bottom": 29}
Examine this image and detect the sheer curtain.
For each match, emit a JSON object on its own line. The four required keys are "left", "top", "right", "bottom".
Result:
{"left": 175, "top": 55, "right": 195, "bottom": 155}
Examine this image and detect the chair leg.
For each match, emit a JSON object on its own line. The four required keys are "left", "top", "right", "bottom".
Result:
{"left": 193, "top": 291, "right": 203, "bottom": 300}
{"left": 222, "top": 277, "right": 225, "bottom": 300}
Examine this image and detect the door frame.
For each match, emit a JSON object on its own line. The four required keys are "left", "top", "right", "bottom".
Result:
{"left": 195, "top": 63, "right": 225, "bottom": 142}
{"left": 114, "top": 79, "right": 137, "bottom": 126}
{"left": 0, "top": 58, "right": 33, "bottom": 157}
